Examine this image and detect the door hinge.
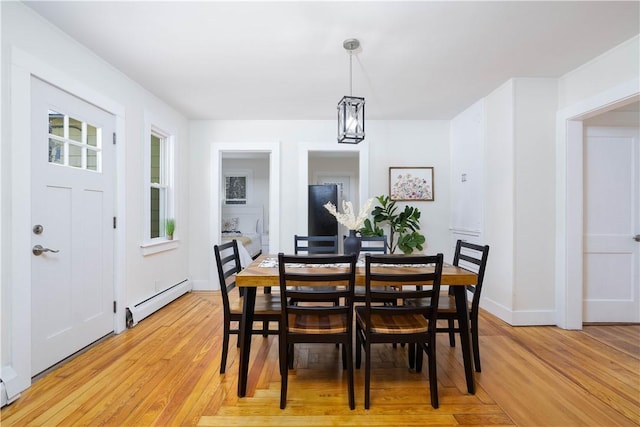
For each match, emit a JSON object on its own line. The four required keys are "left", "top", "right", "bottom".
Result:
{"left": 113, "top": 301, "right": 117, "bottom": 313}
{"left": 113, "top": 217, "right": 117, "bottom": 229}
{"left": 112, "top": 132, "right": 116, "bottom": 145}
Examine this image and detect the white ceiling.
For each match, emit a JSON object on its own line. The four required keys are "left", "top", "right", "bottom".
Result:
{"left": 25, "top": 1, "right": 639, "bottom": 121}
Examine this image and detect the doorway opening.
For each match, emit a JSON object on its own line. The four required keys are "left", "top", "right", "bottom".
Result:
{"left": 561, "top": 94, "right": 639, "bottom": 329}
{"left": 308, "top": 151, "right": 359, "bottom": 253}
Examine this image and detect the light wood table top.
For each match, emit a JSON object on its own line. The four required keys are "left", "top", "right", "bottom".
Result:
{"left": 236, "top": 254, "right": 478, "bottom": 287}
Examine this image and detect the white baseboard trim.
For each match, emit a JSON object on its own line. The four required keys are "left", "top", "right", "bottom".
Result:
{"left": 481, "top": 298, "right": 556, "bottom": 326}
{"left": 1, "top": 366, "right": 22, "bottom": 407}
{"left": 191, "top": 279, "right": 215, "bottom": 291}
{"left": 125, "top": 279, "right": 191, "bottom": 327}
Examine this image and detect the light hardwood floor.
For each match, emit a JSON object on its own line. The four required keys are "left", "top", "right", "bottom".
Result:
{"left": 2, "top": 291, "right": 639, "bottom": 426}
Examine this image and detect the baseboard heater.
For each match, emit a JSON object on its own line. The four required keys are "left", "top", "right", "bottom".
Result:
{"left": 126, "top": 279, "right": 191, "bottom": 328}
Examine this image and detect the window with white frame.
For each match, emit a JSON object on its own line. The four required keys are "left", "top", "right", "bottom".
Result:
{"left": 149, "top": 128, "right": 173, "bottom": 239}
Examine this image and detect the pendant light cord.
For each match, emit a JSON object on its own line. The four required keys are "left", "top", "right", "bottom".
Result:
{"left": 349, "top": 52, "right": 353, "bottom": 96}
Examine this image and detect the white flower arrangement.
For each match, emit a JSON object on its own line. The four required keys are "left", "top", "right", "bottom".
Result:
{"left": 324, "top": 198, "right": 374, "bottom": 231}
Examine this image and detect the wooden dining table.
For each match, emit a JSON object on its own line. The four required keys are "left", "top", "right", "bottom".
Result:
{"left": 234, "top": 253, "right": 478, "bottom": 398}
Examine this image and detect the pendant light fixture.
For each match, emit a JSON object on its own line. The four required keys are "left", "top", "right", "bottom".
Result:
{"left": 337, "top": 38, "right": 365, "bottom": 144}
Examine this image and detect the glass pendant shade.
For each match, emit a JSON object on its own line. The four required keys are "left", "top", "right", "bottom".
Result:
{"left": 337, "top": 95, "right": 365, "bottom": 144}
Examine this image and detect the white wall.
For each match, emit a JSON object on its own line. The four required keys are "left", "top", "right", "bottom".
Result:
{"left": 483, "top": 80, "right": 516, "bottom": 316}
{"left": 367, "top": 120, "right": 452, "bottom": 258}
{"left": 1, "top": 2, "right": 190, "bottom": 399}
{"left": 450, "top": 99, "right": 485, "bottom": 235}
{"left": 558, "top": 36, "right": 639, "bottom": 110}
{"left": 512, "top": 78, "right": 558, "bottom": 319}
{"left": 188, "top": 119, "right": 453, "bottom": 288}
{"left": 452, "top": 78, "right": 558, "bottom": 326}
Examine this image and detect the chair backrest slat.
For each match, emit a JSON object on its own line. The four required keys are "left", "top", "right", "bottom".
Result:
{"left": 294, "top": 235, "right": 339, "bottom": 254}
{"left": 357, "top": 235, "right": 388, "bottom": 254}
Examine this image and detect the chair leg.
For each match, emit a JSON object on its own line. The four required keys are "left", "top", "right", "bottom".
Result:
{"left": 346, "top": 337, "right": 355, "bottom": 410}
{"left": 280, "top": 369, "right": 288, "bottom": 409}
{"left": 471, "top": 316, "right": 481, "bottom": 372}
{"left": 355, "top": 325, "right": 362, "bottom": 369}
{"left": 426, "top": 342, "right": 439, "bottom": 409}
{"left": 263, "top": 320, "right": 268, "bottom": 337}
{"left": 448, "top": 318, "right": 456, "bottom": 347}
{"left": 288, "top": 344, "right": 294, "bottom": 369}
{"left": 415, "top": 343, "right": 423, "bottom": 373}
{"left": 408, "top": 343, "right": 416, "bottom": 370}
{"left": 279, "top": 334, "right": 288, "bottom": 409}
{"left": 220, "top": 323, "right": 230, "bottom": 374}
{"left": 341, "top": 343, "right": 347, "bottom": 369}
{"left": 364, "top": 342, "right": 371, "bottom": 409}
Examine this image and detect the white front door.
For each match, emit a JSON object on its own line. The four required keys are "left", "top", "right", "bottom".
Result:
{"left": 583, "top": 126, "right": 640, "bottom": 323}
{"left": 30, "top": 77, "right": 116, "bottom": 375}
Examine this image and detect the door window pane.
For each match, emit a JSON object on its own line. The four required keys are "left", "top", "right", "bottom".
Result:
{"left": 69, "top": 117, "right": 82, "bottom": 142}
{"left": 49, "top": 138, "right": 64, "bottom": 164}
{"left": 68, "top": 144, "right": 82, "bottom": 168}
{"left": 87, "top": 124, "right": 98, "bottom": 147}
{"left": 87, "top": 149, "right": 98, "bottom": 171}
{"left": 47, "top": 110, "right": 102, "bottom": 172}
{"left": 49, "top": 111, "right": 64, "bottom": 137}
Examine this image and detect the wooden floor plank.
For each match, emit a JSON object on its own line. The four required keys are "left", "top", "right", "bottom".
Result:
{"left": 1, "top": 291, "right": 638, "bottom": 427}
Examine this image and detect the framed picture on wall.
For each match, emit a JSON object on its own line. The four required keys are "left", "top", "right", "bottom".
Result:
{"left": 389, "top": 167, "right": 434, "bottom": 201}
{"left": 225, "top": 174, "right": 248, "bottom": 204}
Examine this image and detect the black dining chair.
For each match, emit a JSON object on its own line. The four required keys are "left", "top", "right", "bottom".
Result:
{"left": 277, "top": 253, "right": 357, "bottom": 409}
{"left": 358, "top": 235, "right": 388, "bottom": 254}
{"left": 437, "top": 240, "right": 489, "bottom": 372}
{"left": 214, "top": 240, "right": 281, "bottom": 374}
{"left": 355, "top": 253, "right": 444, "bottom": 409}
{"left": 294, "top": 235, "right": 339, "bottom": 254}
{"left": 353, "top": 235, "right": 388, "bottom": 303}
{"left": 405, "top": 240, "right": 489, "bottom": 372}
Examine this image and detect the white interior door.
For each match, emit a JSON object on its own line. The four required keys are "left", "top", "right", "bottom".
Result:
{"left": 583, "top": 126, "right": 640, "bottom": 323}
{"left": 30, "top": 77, "right": 115, "bottom": 375}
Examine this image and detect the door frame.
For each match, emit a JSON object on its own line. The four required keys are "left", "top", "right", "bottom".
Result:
{"left": 4, "top": 47, "right": 126, "bottom": 400}
{"left": 555, "top": 77, "right": 639, "bottom": 329}
{"left": 211, "top": 142, "right": 281, "bottom": 290}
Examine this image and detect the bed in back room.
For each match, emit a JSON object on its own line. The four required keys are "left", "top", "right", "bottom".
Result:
{"left": 221, "top": 205, "right": 264, "bottom": 267}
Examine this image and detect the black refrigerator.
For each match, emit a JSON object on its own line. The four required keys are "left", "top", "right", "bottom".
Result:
{"left": 308, "top": 184, "right": 338, "bottom": 243}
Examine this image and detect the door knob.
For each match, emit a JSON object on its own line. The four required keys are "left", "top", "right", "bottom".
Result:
{"left": 635, "top": 235, "right": 640, "bottom": 242}
{"left": 32, "top": 245, "right": 60, "bottom": 256}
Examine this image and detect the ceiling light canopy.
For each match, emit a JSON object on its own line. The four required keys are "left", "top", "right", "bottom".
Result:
{"left": 337, "top": 38, "right": 365, "bottom": 144}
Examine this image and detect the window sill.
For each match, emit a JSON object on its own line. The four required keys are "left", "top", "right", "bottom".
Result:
{"left": 140, "top": 238, "right": 179, "bottom": 256}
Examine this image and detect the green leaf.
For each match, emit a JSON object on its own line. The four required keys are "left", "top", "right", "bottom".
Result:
{"left": 362, "top": 194, "right": 426, "bottom": 254}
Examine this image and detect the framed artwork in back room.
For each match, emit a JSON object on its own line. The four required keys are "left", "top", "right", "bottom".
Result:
{"left": 225, "top": 175, "right": 247, "bottom": 204}
{"left": 389, "top": 167, "right": 434, "bottom": 201}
